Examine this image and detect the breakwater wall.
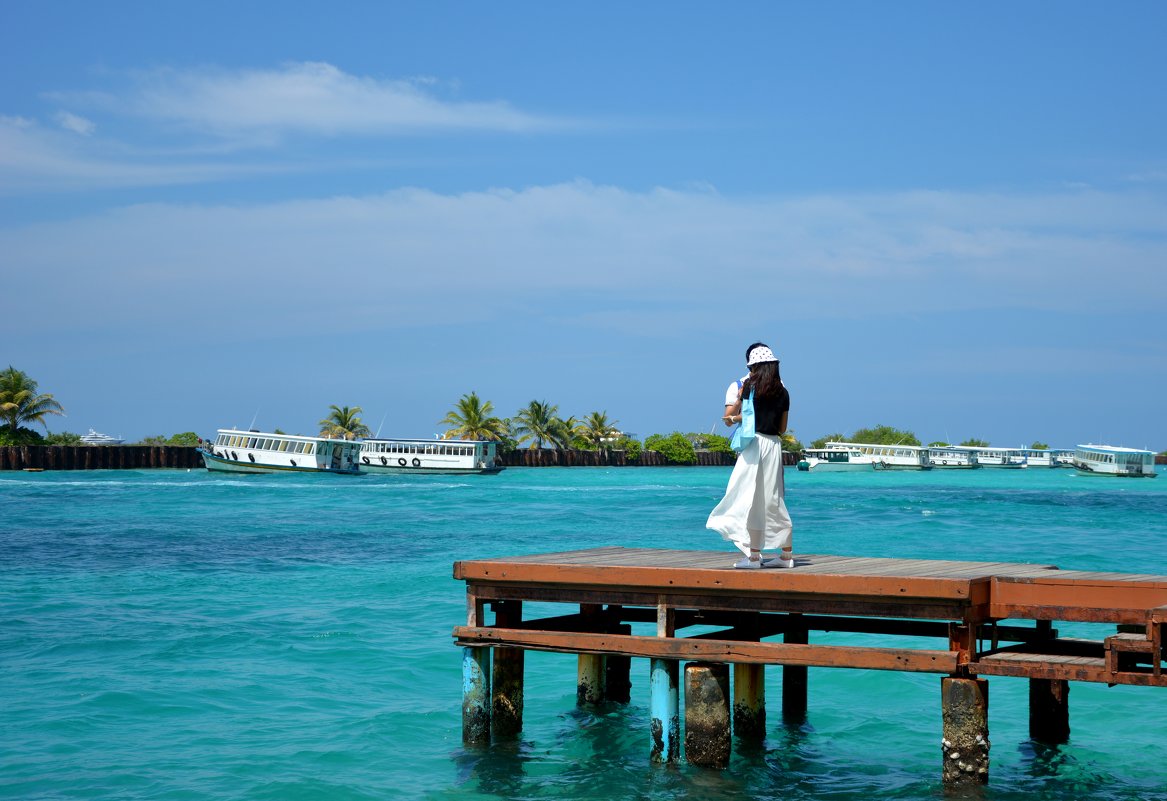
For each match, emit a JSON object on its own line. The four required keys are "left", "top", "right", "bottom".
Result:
{"left": 1, "top": 446, "right": 785, "bottom": 471}
{"left": 0, "top": 445, "right": 202, "bottom": 471}
{"left": 499, "top": 449, "right": 789, "bottom": 467}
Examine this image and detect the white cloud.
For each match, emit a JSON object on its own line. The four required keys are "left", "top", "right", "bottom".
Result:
{"left": 61, "top": 62, "right": 566, "bottom": 140}
{"left": 3, "top": 182, "right": 1165, "bottom": 343}
{"left": 54, "top": 111, "right": 95, "bottom": 136}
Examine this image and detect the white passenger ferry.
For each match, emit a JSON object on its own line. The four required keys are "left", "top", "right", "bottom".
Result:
{"left": 826, "top": 441, "right": 932, "bottom": 470}
{"left": 200, "top": 429, "right": 362, "bottom": 474}
{"left": 359, "top": 438, "right": 503, "bottom": 475}
{"left": 796, "top": 446, "right": 875, "bottom": 472}
{"left": 962, "top": 447, "right": 1028, "bottom": 468}
{"left": 927, "top": 447, "right": 980, "bottom": 469}
{"left": 1019, "top": 448, "right": 1063, "bottom": 468}
{"left": 1073, "top": 444, "right": 1157, "bottom": 478}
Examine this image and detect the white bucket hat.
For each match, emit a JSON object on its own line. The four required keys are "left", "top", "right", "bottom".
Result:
{"left": 746, "top": 345, "right": 778, "bottom": 366}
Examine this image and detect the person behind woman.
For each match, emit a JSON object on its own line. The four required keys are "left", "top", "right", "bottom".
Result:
{"left": 707, "top": 343, "right": 793, "bottom": 569}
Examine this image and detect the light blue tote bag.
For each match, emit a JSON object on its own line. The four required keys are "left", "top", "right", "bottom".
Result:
{"left": 730, "top": 390, "right": 756, "bottom": 452}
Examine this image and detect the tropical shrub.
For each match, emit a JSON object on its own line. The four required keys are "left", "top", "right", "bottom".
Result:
{"left": 851, "top": 425, "right": 921, "bottom": 446}
{"left": 0, "top": 426, "right": 44, "bottom": 446}
{"left": 810, "top": 433, "right": 846, "bottom": 448}
{"left": 960, "top": 438, "right": 990, "bottom": 447}
{"left": 644, "top": 432, "right": 697, "bottom": 465}
{"left": 45, "top": 431, "right": 83, "bottom": 445}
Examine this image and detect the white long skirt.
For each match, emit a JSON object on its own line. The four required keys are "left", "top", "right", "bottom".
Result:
{"left": 706, "top": 433, "right": 792, "bottom": 555}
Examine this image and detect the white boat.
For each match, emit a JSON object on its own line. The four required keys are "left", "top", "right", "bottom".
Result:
{"left": 961, "top": 447, "right": 1028, "bottom": 469}
{"left": 826, "top": 441, "right": 931, "bottom": 470}
{"left": 796, "top": 446, "right": 875, "bottom": 472}
{"left": 927, "top": 447, "right": 980, "bottom": 469}
{"left": 1049, "top": 448, "right": 1076, "bottom": 468}
{"left": 80, "top": 429, "right": 124, "bottom": 445}
{"left": 200, "top": 429, "right": 362, "bottom": 474}
{"left": 358, "top": 438, "right": 503, "bottom": 474}
{"left": 1019, "top": 448, "right": 1061, "bottom": 468}
{"left": 1073, "top": 444, "right": 1157, "bottom": 478}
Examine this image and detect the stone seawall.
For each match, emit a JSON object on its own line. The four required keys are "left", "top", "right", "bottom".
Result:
{"left": 1, "top": 446, "right": 798, "bottom": 470}
{"left": 0, "top": 445, "right": 203, "bottom": 470}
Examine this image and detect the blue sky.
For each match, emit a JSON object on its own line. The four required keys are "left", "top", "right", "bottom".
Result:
{"left": 3, "top": 2, "right": 1165, "bottom": 449}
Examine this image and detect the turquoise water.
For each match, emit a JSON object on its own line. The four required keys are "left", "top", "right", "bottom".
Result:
{"left": 2, "top": 466, "right": 1165, "bottom": 800}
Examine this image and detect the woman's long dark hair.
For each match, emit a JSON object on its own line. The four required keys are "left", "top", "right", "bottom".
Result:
{"left": 742, "top": 343, "right": 786, "bottom": 401}
{"left": 743, "top": 361, "right": 784, "bottom": 400}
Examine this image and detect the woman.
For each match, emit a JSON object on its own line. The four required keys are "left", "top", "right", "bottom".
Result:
{"left": 706, "top": 343, "right": 793, "bottom": 569}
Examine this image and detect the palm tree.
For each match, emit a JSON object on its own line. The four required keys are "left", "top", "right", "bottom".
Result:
{"left": 438, "top": 392, "right": 508, "bottom": 441}
{"left": 512, "top": 400, "right": 561, "bottom": 449}
{"left": 318, "top": 405, "right": 371, "bottom": 440}
{"left": 0, "top": 367, "right": 65, "bottom": 437}
{"left": 550, "top": 415, "right": 578, "bottom": 450}
{"left": 577, "top": 411, "right": 619, "bottom": 450}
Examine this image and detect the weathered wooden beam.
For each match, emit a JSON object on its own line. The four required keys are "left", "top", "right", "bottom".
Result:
{"left": 783, "top": 618, "right": 809, "bottom": 720}
{"left": 1028, "top": 678, "right": 1069, "bottom": 744}
{"left": 732, "top": 663, "right": 765, "bottom": 740}
{"left": 453, "top": 627, "right": 960, "bottom": 673}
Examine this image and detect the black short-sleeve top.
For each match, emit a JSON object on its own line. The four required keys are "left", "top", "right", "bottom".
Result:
{"left": 749, "top": 386, "right": 790, "bottom": 436}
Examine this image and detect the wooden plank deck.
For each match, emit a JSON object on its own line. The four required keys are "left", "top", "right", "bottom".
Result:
{"left": 454, "top": 547, "right": 1167, "bottom": 686}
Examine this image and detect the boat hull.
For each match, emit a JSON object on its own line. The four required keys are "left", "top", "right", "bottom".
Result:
{"left": 359, "top": 463, "right": 504, "bottom": 475}
{"left": 199, "top": 449, "right": 360, "bottom": 475}
{"left": 797, "top": 460, "right": 873, "bottom": 472}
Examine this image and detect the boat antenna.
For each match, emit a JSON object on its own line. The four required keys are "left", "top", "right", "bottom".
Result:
{"left": 375, "top": 412, "right": 387, "bottom": 438}
{"left": 248, "top": 408, "right": 260, "bottom": 431}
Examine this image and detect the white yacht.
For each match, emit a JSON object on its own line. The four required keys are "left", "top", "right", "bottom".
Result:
{"left": 1073, "top": 445, "right": 1157, "bottom": 478}
{"left": 796, "top": 446, "right": 875, "bottom": 472}
{"left": 200, "top": 429, "right": 362, "bottom": 474}
{"left": 962, "top": 447, "right": 1028, "bottom": 468}
{"left": 927, "top": 447, "right": 980, "bottom": 469}
{"left": 80, "top": 429, "right": 124, "bottom": 445}
{"left": 358, "top": 438, "right": 503, "bottom": 474}
{"left": 826, "top": 441, "right": 932, "bottom": 470}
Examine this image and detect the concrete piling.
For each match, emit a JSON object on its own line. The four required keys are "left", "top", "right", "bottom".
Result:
{"left": 491, "top": 647, "right": 524, "bottom": 739}
{"left": 1028, "top": 678, "right": 1069, "bottom": 744}
{"left": 462, "top": 646, "right": 492, "bottom": 745}
{"left": 577, "top": 654, "right": 606, "bottom": 705}
{"left": 684, "top": 662, "right": 731, "bottom": 768}
{"left": 649, "top": 658, "right": 680, "bottom": 763}
{"left": 732, "top": 663, "right": 766, "bottom": 740}
{"left": 941, "top": 677, "right": 989, "bottom": 785}
{"left": 783, "top": 618, "right": 809, "bottom": 720}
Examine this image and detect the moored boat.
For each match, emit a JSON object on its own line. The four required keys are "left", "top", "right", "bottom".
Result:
{"left": 797, "top": 446, "right": 875, "bottom": 472}
{"left": 927, "top": 447, "right": 980, "bottom": 469}
{"left": 80, "top": 429, "right": 124, "bottom": 445}
{"left": 1072, "top": 444, "right": 1157, "bottom": 478}
{"left": 358, "top": 438, "right": 503, "bottom": 474}
{"left": 962, "top": 447, "right": 1028, "bottom": 468}
{"left": 827, "top": 441, "right": 932, "bottom": 470}
{"left": 199, "top": 429, "right": 362, "bottom": 474}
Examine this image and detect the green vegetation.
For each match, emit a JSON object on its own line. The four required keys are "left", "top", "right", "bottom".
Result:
{"left": 690, "top": 432, "right": 734, "bottom": 455}
{"left": 139, "top": 432, "right": 201, "bottom": 446}
{"left": 810, "top": 433, "right": 845, "bottom": 449}
{"left": 781, "top": 429, "right": 804, "bottom": 455}
{"left": 0, "top": 367, "right": 65, "bottom": 445}
{"left": 511, "top": 400, "right": 563, "bottom": 449}
{"left": 1030, "top": 441, "right": 1049, "bottom": 450}
{"left": 960, "top": 438, "right": 990, "bottom": 447}
{"left": 576, "top": 411, "right": 619, "bottom": 450}
{"left": 46, "top": 431, "right": 83, "bottom": 445}
{"left": 439, "top": 392, "right": 508, "bottom": 441}
{"left": 644, "top": 432, "right": 697, "bottom": 464}
{"left": 319, "top": 405, "right": 371, "bottom": 440}
{"left": 928, "top": 441, "right": 950, "bottom": 447}
{"left": 850, "top": 425, "right": 921, "bottom": 446}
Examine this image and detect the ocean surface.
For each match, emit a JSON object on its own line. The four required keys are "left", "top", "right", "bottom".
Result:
{"left": 2, "top": 465, "right": 1165, "bottom": 801}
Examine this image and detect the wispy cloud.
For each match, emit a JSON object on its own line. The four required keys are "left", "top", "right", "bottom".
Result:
{"left": 57, "top": 62, "right": 568, "bottom": 140}
{"left": 3, "top": 182, "right": 1164, "bottom": 339}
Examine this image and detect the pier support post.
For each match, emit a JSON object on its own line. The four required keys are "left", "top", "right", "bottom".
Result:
{"left": 733, "top": 663, "right": 766, "bottom": 740}
{"left": 577, "top": 654, "right": 606, "bottom": 705}
{"left": 783, "top": 616, "right": 808, "bottom": 721}
{"left": 606, "top": 622, "right": 632, "bottom": 703}
{"left": 941, "top": 677, "right": 989, "bottom": 785}
{"left": 685, "top": 662, "right": 731, "bottom": 768}
{"left": 1028, "top": 678, "right": 1069, "bottom": 744}
{"left": 462, "top": 646, "right": 492, "bottom": 745}
{"left": 491, "top": 600, "right": 524, "bottom": 740}
{"left": 649, "top": 658, "right": 680, "bottom": 763}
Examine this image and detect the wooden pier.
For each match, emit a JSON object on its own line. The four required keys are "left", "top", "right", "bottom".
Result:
{"left": 453, "top": 547, "right": 1166, "bottom": 785}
